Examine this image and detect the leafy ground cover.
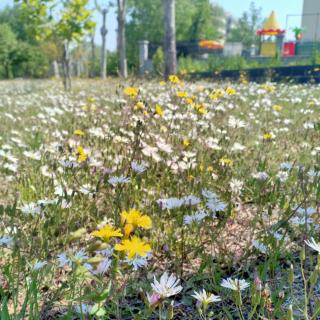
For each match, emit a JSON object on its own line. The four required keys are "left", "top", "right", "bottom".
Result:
{"left": 0, "top": 78, "right": 320, "bottom": 319}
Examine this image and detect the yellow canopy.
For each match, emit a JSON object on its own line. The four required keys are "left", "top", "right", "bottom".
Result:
{"left": 263, "top": 11, "right": 281, "bottom": 30}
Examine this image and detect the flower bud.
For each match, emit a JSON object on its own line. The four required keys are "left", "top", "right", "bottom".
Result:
{"left": 278, "top": 291, "right": 285, "bottom": 299}
{"left": 310, "top": 267, "right": 319, "bottom": 286}
{"left": 254, "top": 276, "right": 262, "bottom": 291}
{"left": 288, "top": 264, "right": 294, "bottom": 285}
{"left": 287, "top": 304, "right": 293, "bottom": 320}
{"left": 300, "top": 246, "right": 306, "bottom": 261}
{"left": 262, "top": 284, "right": 271, "bottom": 298}
{"left": 168, "top": 301, "right": 174, "bottom": 320}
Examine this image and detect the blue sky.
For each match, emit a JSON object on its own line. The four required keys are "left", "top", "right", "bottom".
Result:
{"left": 1, "top": 0, "right": 305, "bottom": 50}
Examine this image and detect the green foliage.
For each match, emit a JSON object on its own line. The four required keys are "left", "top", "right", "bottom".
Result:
{"left": 177, "top": 55, "right": 248, "bottom": 73}
{"left": 0, "top": 23, "right": 49, "bottom": 79}
{"left": 152, "top": 47, "right": 164, "bottom": 75}
{"left": 126, "top": 0, "right": 225, "bottom": 69}
{"left": 0, "top": 5, "right": 33, "bottom": 42}
{"left": 107, "top": 51, "right": 119, "bottom": 76}
{"left": 228, "top": 1, "right": 262, "bottom": 48}
{"left": 11, "top": 43, "right": 49, "bottom": 78}
{"left": 14, "top": 0, "right": 53, "bottom": 41}
{"left": 178, "top": 55, "right": 208, "bottom": 73}
{"left": 208, "top": 55, "right": 247, "bottom": 71}
{"left": 14, "top": 0, "right": 95, "bottom": 43}
{"left": 0, "top": 23, "right": 17, "bottom": 78}
{"left": 54, "top": 0, "right": 96, "bottom": 42}
{"left": 0, "top": 4, "right": 58, "bottom": 79}
{"left": 311, "top": 47, "right": 320, "bottom": 65}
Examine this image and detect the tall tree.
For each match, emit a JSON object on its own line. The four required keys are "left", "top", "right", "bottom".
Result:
{"left": 15, "top": 0, "right": 95, "bottom": 90}
{"left": 90, "top": 29, "right": 96, "bottom": 78}
{"left": 0, "top": 5, "right": 32, "bottom": 42}
{"left": 117, "top": 0, "right": 128, "bottom": 78}
{"left": 163, "top": 0, "right": 176, "bottom": 78}
{"left": 100, "top": 8, "right": 108, "bottom": 78}
{"left": 95, "top": 0, "right": 109, "bottom": 79}
{"left": 227, "top": 1, "right": 262, "bottom": 48}
{"left": 0, "top": 23, "right": 17, "bottom": 78}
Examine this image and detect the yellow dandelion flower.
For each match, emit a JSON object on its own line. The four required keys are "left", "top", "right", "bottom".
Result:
{"left": 92, "top": 224, "right": 123, "bottom": 242}
{"left": 187, "top": 175, "right": 194, "bottom": 182}
{"left": 124, "top": 224, "right": 134, "bottom": 238}
{"left": 186, "top": 97, "right": 195, "bottom": 106}
{"left": 207, "top": 165, "right": 214, "bottom": 172}
{"left": 155, "top": 104, "right": 164, "bottom": 117}
{"left": 74, "top": 129, "right": 85, "bottom": 136}
{"left": 272, "top": 105, "right": 282, "bottom": 112}
{"left": 261, "top": 84, "right": 275, "bottom": 92}
{"left": 176, "top": 91, "right": 188, "bottom": 98}
{"left": 77, "top": 146, "right": 87, "bottom": 163}
{"left": 168, "top": 75, "right": 180, "bottom": 84}
{"left": 194, "top": 103, "right": 206, "bottom": 115}
{"left": 124, "top": 87, "right": 139, "bottom": 98}
{"left": 121, "top": 209, "right": 152, "bottom": 230}
{"left": 209, "top": 89, "right": 224, "bottom": 101}
{"left": 226, "top": 87, "right": 236, "bottom": 95}
{"left": 263, "top": 132, "right": 274, "bottom": 140}
{"left": 219, "top": 158, "right": 233, "bottom": 167}
{"left": 115, "top": 236, "right": 151, "bottom": 260}
{"left": 159, "top": 81, "right": 166, "bottom": 86}
{"left": 182, "top": 139, "right": 190, "bottom": 147}
{"left": 134, "top": 101, "right": 145, "bottom": 110}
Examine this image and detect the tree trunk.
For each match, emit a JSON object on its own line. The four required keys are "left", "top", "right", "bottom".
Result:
{"left": 90, "top": 31, "right": 96, "bottom": 78}
{"left": 5, "top": 62, "right": 11, "bottom": 79}
{"left": 163, "top": 0, "right": 177, "bottom": 79}
{"left": 62, "top": 42, "right": 71, "bottom": 91}
{"left": 76, "top": 61, "right": 82, "bottom": 77}
{"left": 100, "top": 9, "right": 108, "bottom": 79}
{"left": 117, "top": 0, "right": 128, "bottom": 78}
{"left": 52, "top": 60, "right": 60, "bottom": 78}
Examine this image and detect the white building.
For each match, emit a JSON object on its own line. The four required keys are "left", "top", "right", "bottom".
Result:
{"left": 301, "top": 0, "right": 320, "bottom": 41}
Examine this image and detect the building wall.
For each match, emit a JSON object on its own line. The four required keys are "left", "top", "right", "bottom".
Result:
{"left": 301, "top": 0, "right": 320, "bottom": 41}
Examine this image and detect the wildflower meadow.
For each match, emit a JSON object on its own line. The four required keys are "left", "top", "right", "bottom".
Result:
{"left": 1, "top": 77, "right": 320, "bottom": 319}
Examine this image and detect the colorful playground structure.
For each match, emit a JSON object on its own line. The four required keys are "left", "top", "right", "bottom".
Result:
{"left": 257, "top": 11, "right": 285, "bottom": 57}
{"left": 256, "top": 10, "right": 316, "bottom": 58}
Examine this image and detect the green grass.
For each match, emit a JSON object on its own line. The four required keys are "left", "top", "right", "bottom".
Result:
{"left": 0, "top": 78, "right": 319, "bottom": 319}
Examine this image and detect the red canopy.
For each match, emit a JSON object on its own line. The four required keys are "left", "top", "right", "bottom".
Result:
{"left": 257, "top": 29, "right": 285, "bottom": 36}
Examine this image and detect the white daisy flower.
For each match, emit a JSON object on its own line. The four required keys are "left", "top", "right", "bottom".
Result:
{"left": 192, "top": 289, "right": 221, "bottom": 308}
{"left": 221, "top": 278, "right": 250, "bottom": 291}
{"left": 131, "top": 161, "right": 147, "bottom": 174}
{"left": 108, "top": 175, "right": 130, "bottom": 185}
{"left": 151, "top": 272, "right": 183, "bottom": 298}
{"left": 305, "top": 238, "right": 320, "bottom": 254}
{"left": 157, "top": 197, "right": 184, "bottom": 210}
{"left": 33, "top": 260, "right": 47, "bottom": 271}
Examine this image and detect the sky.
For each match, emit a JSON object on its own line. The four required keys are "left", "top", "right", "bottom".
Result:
{"left": 0, "top": 0, "right": 305, "bottom": 51}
